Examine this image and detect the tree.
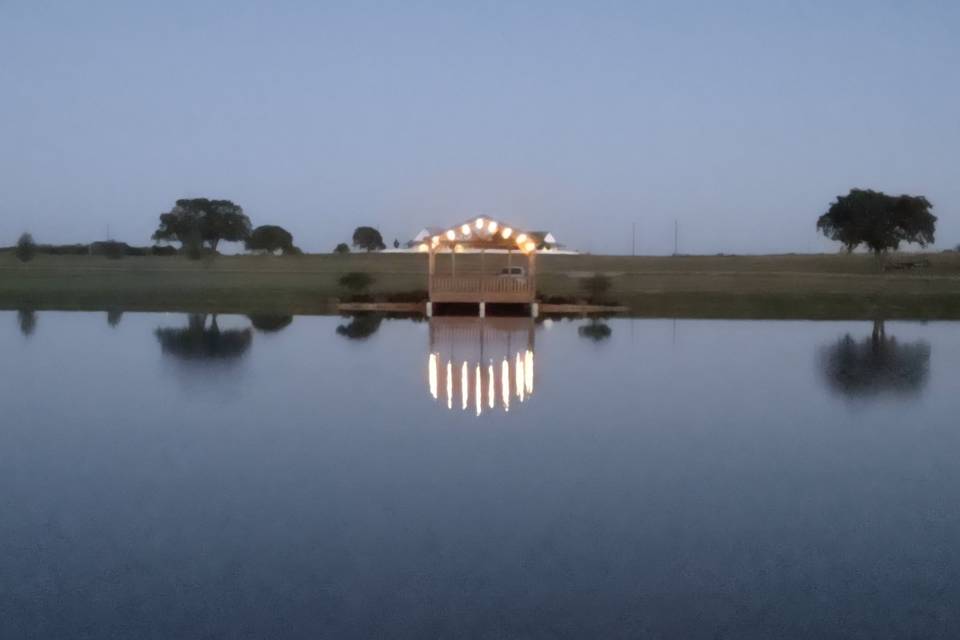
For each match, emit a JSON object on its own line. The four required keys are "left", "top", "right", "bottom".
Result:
{"left": 352, "top": 226, "right": 385, "bottom": 252}
{"left": 246, "top": 225, "right": 297, "bottom": 255}
{"left": 816, "top": 189, "right": 936, "bottom": 256}
{"left": 393, "top": 238, "right": 400, "bottom": 249}
{"left": 153, "top": 198, "right": 252, "bottom": 251}
{"left": 15, "top": 233, "right": 36, "bottom": 262}
{"left": 334, "top": 243, "right": 350, "bottom": 255}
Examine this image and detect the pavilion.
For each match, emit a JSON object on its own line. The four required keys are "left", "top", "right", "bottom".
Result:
{"left": 412, "top": 216, "right": 540, "bottom": 316}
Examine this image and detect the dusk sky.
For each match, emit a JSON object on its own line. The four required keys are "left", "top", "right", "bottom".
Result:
{"left": 2, "top": 1, "right": 958, "bottom": 254}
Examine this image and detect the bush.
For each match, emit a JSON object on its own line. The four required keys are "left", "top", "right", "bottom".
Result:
{"left": 15, "top": 233, "right": 36, "bottom": 262}
{"left": 339, "top": 272, "right": 374, "bottom": 293}
{"left": 42, "top": 244, "right": 89, "bottom": 256}
{"left": 151, "top": 245, "right": 177, "bottom": 256}
{"left": 580, "top": 273, "right": 612, "bottom": 303}
{"left": 90, "top": 240, "right": 129, "bottom": 259}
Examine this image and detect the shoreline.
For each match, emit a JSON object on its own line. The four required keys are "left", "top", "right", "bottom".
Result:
{"left": 3, "top": 252, "right": 960, "bottom": 320}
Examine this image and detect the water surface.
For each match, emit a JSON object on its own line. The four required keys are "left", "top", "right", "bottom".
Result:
{"left": 2, "top": 311, "right": 958, "bottom": 639}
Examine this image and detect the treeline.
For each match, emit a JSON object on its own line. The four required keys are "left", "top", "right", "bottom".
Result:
{"left": 2, "top": 238, "right": 178, "bottom": 260}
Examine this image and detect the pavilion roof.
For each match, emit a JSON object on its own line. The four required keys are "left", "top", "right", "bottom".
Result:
{"left": 417, "top": 216, "right": 540, "bottom": 254}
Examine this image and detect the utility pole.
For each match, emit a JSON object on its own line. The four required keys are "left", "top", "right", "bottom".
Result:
{"left": 632, "top": 222, "right": 636, "bottom": 256}
{"left": 673, "top": 220, "right": 679, "bottom": 255}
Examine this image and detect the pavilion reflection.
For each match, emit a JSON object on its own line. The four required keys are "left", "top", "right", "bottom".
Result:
{"left": 427, "top": 317, "right": 535, "bottom": 415}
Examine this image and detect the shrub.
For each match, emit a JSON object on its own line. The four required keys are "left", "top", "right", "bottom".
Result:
{"left": 90, "top": 240, "right": 128, "bottom": 259}
{"left": 151, "top": 245, "right": 177, "bottom": 256}
{"left": 580, "top": 273, "right": 612, "bottom": 303}
{"left": 339, "top": 272, "right": 374, "bottom": 293}
{"left": 42, "top": 244, "right": 89, "bottom": 256}
{"left": 15, "top": 233, "right": 36, "bottom": 262}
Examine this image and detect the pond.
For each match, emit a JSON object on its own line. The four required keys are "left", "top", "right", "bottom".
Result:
{"left": 2, "top": 311, "right": 959, "bottom": 638}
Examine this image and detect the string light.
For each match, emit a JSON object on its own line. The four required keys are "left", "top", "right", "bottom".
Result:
{"left": 475, "top": 217, "right": 485, "bottom": 230}
{"left": 446, "top": 230, "right": 456, "bottom": 241}
{"left": 501, "top": 227, "right": 513, "bottom": 240}
{"left": 461, "top": 224, "right": 471, "bottom": 235}
{"left": 487, "top": 221, "right": 498, "bottom": 234}
{"left": 417, "top": 243, "right": 429, "bottom": 252}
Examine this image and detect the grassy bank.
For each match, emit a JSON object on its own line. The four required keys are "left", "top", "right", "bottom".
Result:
{"left": 2, "top": 251, "right": 960, "bottom": 319}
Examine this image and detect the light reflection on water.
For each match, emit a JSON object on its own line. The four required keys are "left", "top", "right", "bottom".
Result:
{"left": 427, "top": 317, "right": 536, "bottom": 415}
{"left": 1, "top": 311, "right": 957, "bottom": 639}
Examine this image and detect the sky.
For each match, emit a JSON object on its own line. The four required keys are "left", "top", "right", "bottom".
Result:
{"left": 1, "top": 0, "right": 958, "bottom": 255}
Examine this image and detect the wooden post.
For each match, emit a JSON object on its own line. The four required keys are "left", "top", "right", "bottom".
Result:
{"left": 528, "top": 251, "right": 537, "bottom": 303}
{"left": 428, "top": 249, "right": 435, "bottom": 301}
{"left": 480, "top": 249, "right": 485, "bottom": 302}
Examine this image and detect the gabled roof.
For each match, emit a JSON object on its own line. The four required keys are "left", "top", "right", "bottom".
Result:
{"left": 415, "top": 216, "right": 543, "bottom": 254}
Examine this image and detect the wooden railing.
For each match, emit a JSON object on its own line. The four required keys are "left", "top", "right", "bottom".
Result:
{"left": 430, "top": 275, "right": 533, "bottom": 302}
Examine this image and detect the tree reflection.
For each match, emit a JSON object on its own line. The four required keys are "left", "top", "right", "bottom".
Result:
{"left": 336, "top": 314, "right": 383, "bottom": 340}
{"left": 18, "top": 308, "right": 37, "bottom": 337}
{"left": 819, "top": 320, "right": 930, "bottom": 398}
{"left": 247, "top": 314, "right": 293, "bottom": 333}
{"left": 155, "top": 314, "right": 252, "bottom": 361}
{"left": 578, "top": 319, "right": 612, "bottom": 342}
{"left": 107, "top": 309, "right": 123, "bottom": 328}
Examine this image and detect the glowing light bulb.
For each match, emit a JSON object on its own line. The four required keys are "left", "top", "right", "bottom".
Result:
{"left": 487, "top": 221, "right": 498, "bottom": 234}
{"left": 475, "top": 218, "right": 485, "bottom": 230}
{"left": 454, "top": 244, "right": 464, "bottom": 253}
{"left": 417, "top": 243, "right": 428, "bottom": 252}
{"left": 461, "top": 224, "right": 471, "bottom": 236}
{"left": 501, "top": 227, "right": 513, "bottom": 240}
{"left": 431, "top": 236, "right": 440, "bottom": 246}
{"left": 524, "top": 241, "right": 536, "bottom": 253}
{"left": 446, "top": 230, "right": 456, "bottom": 241}
{"left": 515, "top": 233, "right": 527, "bottom": 245}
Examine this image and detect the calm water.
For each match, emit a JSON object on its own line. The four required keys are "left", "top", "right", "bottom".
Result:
{"left": 2, "top": 311, "right": 959, "bottom": 639}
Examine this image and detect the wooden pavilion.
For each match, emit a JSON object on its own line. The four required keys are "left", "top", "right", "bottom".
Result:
{"left": 414, "top": 216, "right": 539, "bottom": 316}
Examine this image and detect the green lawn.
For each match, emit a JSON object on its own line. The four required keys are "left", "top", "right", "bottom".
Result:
{"left": 2, "top": 251, "right": 960, "bottom": 318}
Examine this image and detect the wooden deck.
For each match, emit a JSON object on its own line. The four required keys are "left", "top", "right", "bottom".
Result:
{"left": 430, "top": 275, "right": 534, "bottom": 304}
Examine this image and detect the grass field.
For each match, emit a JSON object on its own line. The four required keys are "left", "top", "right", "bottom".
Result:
{"left": 2, "top": 251, "right": 960, "bottom": 319}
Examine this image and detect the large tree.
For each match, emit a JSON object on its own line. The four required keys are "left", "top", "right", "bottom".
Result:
{"left": 352, "top": 226, "right": 385, "bottom": 252}
{"left": 153, "top": 199, "right": 252, "bottom": 251}
{"left": 246, "top": 225, "right": 297, "bottom": 255}
{"left": 816, "top": 189, "right": 936, "bottom": 256}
